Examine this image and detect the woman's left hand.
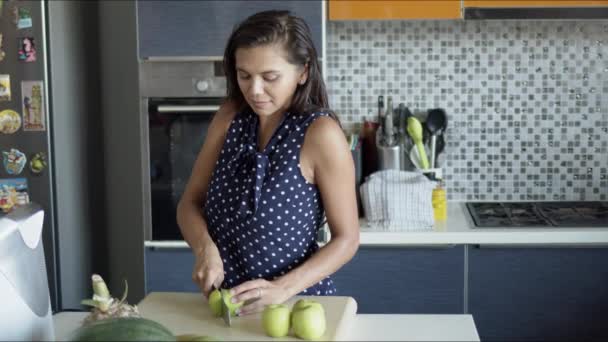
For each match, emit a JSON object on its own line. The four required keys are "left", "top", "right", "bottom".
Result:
{"left": 229, "top": 278, "right": 291, "bottom": 316}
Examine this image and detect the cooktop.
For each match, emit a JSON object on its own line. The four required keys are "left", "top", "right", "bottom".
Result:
{"left": 466, "top": 201, "right": 608, "bottom": 228}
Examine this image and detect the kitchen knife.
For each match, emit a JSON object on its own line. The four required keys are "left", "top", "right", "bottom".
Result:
{"left": 214, "top": 284, "right": 231, "bottom": 326}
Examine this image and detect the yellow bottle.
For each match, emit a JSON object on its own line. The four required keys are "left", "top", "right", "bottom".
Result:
{"left": 432, "top": 181, "right": 447, "bottom": 221}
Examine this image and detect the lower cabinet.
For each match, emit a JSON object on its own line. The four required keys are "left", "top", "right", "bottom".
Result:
{"left": 331, "top": 246, "right": 465, "bottom": 314}
{"left": 468, "top": 245, "right": 608, "bottom": 341}
{"left": 145, "top": 247, "right": 199, "bottom": 293}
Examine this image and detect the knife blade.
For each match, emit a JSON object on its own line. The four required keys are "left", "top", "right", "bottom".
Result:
{"left": 216, "top": 285, "right": 231, "bottom": 326}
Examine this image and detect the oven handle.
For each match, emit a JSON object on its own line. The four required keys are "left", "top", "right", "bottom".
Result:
{"left": 156, "top": 104, "right": 220, "bottom": 113}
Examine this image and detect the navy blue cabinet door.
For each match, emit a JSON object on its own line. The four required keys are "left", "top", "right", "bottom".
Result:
{"left": 331, "top": 246, "right": 465, "bottom": 314}
{"left": 137, "top": 1, "right": 323, "bottom": 58}
{"left": 468, "top": 246, "right": 608, "bottom": 341}
{"left": 145, "top": 247, "right": 199, "bottom": 293}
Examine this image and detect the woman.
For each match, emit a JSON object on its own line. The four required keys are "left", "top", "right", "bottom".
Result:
{"left": 177, "top": 10, "right": 359, "bottom": 316}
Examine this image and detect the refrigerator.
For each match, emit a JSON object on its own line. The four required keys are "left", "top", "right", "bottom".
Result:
{"left": 0, "top": 0, "right": 107, "bottom": 311}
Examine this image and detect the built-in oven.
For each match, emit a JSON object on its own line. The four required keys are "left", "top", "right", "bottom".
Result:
{"left": 148, "top": 98, "right": 221, "bottom": 240}
{"left": 140, "top": 60, "right": 226, "bottom": 241}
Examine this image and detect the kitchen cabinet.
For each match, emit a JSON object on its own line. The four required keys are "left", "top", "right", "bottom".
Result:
{"left": 137, "top": 1, "right": 323, "bottom": 58}
{"left": 468, "top": 245, "right": 608, "bottom": 341}
{"left": 145, "top": 247, "right": 199, "bottom": 293}
{"left": 464, "top": 1, "right": 608, "bottom": 7}
{"left": 331, "top": 246, "right": 465, "bottom": 314}
{"left": 328, "top": 0, "right": 461, "bottom": 20}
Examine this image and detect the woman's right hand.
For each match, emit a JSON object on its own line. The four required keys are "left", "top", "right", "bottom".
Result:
{"left": 192, "top": 242, "right": 224, "bottom": 299}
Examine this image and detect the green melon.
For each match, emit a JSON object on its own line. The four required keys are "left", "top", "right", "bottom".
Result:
{"left": 70, "top": 317, "right": 176, "bottom": 341}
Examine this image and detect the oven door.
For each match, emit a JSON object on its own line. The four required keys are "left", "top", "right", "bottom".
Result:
{"left": 148, "top": 97, "right": 221, "bottom": 240}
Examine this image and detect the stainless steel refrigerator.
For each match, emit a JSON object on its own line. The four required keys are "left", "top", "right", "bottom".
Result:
{"left": 0, "top": 0, "right": 107, "bottom": 311}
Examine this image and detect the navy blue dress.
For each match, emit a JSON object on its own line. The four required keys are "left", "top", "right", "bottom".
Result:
{"left": 204, "top": 109, "right": 336, "bottom": 295}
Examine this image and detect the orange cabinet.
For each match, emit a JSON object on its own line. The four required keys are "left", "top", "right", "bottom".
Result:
{"left": 328, "top": 0, "right": 461, "bottom": 20}
{"left": 463, "top": 1, "right": 608, "bottom": 7}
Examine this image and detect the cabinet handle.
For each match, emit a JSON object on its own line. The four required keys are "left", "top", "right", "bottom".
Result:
{"left": 473, "top": 244, "right": 608, "bottom": 249}
{"left": 145, "top": 241, "right": 189, "bottom": 249}
{"left": 157, "top": 105, "right": 220, "bottom": 113}
{"left": 379, "top": 244, "right": 456, "bottom": 249}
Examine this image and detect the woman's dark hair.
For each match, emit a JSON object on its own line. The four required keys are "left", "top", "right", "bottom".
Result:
{"left": 223, "top": 10, "right": 337, "bottom": 121}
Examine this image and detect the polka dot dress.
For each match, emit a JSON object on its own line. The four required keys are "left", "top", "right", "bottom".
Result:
{"left": 204, "top": 110, "right": 336, "bottom": 295}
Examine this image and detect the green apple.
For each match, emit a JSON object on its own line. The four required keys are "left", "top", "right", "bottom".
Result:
{"left": 221, "top": 289, "right": 243, "bottom": 316}
{"left": 290, "top": 299, "right": 315, "bottom": 326}
{"left": 262, "top": 304, "right": 291, "bottom": 337}
{"left": 291, "top": 300, "right": 326, "bottom": 340}
{"left": 208, "top": 289, "right": 223, "bottom": 317}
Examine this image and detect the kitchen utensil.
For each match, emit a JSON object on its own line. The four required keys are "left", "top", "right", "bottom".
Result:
{"left": 215, "top": 285, "right": 231, "bottom": 326}
{"left": 409, "top": 144, "right": 431, "bottom": 171}
{"left": 406, "top": 117, "right": 429, "bottom": 169}
{"left": 377, "top": 95, "right": 384, "bottom": 123}
{"left": 425, "top": 109, "right": 447, "bottom": 169}
{"left": 398, "top": 104, "right": 413, "bottom": 135}
{"left": 0, "top": 203, "right": 54, "bottom": 341}
{"left": 382, "top": 96, "right": 395, "bottom": 146}
{"left": 435, "top": 134, "right": 446, "bottom": 159}
{"left": 138, "top": 292, "right": 358, "bottom": 341}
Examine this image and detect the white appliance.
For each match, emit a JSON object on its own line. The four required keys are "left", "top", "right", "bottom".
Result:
{"left": 0, "top": 203, "right": 54, "bottom": 340}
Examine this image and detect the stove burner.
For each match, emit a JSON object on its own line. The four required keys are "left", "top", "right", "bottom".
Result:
{"left": 466, "top": 202, "right": 608, "bottom": 228}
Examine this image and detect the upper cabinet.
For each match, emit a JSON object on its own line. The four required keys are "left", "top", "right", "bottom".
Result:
{"left": 463, "top": 0, "right": 608, "bottom": 19}
{"left": 328, "top": 0, "right": 462, "bottom": 20}
{"left": 329, "top": 0, "right": 608, "bottom": 20}
{"left": 137, "top": 1, "right": 323, "bottom": 58}
{"left": 464, "top": 1, "right": 608, "bottom": 7}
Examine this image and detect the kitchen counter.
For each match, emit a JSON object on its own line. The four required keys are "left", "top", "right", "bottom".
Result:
{"left": 146, "top": 202, "right": 608, "bottom": 248}
{"left": 53, "top": 303, "right": 480, "bottom": 341}
{"left": 358, "top": 202, "right": 608, "bottom": 246}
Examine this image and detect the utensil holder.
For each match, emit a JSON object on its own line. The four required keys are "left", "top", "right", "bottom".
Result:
{"left": 377, "top": 144, "right": 401, "bottom": 170}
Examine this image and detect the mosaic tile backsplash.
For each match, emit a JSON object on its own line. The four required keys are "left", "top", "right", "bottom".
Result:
{"left": 325, "top": 20, "right": 608, "bottom": 201}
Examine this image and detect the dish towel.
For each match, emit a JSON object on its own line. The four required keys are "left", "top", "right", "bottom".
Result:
{"left": 360, "top": 170, "right": 436, "bottom": 231}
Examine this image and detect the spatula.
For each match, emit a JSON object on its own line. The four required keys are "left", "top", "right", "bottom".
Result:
{"left": 425, "top": 109, "right": 447, "bottom": 168}
{"left": 406, "top": 116, "right": 429, "bottom": 169}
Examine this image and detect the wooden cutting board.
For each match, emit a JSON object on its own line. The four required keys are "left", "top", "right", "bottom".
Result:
{"left": 137, "top": 292, "right": 357, "bottom": 341}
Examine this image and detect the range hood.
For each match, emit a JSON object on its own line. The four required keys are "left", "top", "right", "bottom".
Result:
{"left": 464, "top": 6, "right": 608, "bottom": 19}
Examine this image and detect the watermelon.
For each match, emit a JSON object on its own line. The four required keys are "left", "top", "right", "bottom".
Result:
{"left": 70, "top": 317, "right": 176, "bottom": 341}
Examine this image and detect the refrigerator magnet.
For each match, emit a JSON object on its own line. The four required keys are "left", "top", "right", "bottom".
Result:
{"left": 15, "top": 6, "right": 32, "bottom": 29}
{"left": 0, "top": 178, "right": 29, "bottom": 213}
{"left": 21, "top": 80, "right": 45, "bottom": 131}
{"left": 29, "top": 152, "right": 46, "bottom": 174}
{"left": 0, "top": 33, "right": 5, "bottom": 62}
{"left": 0, "top": 109, "right": 21, "bottom": 134}
{"left": 2, "top": 148, "right": 26, "bottom": 175}
{"left": 17, "top": 37, "right": 36, "bottom": 62}
{"left": 0, "top": 74, "right": 10, "bottom": 101}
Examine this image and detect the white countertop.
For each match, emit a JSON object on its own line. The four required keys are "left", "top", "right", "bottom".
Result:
{"left": 146, "top": 202, "right": 608, "bottom": 248}
{"left": 358, "top": 202, "right": 608, "bottom": 246}
{"left": 52, "top": 311, "right": 480, "bottom": 341}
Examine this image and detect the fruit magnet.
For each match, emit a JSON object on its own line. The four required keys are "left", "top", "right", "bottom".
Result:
{"left": 0, "top": 109, "right": 21, "bottom": 134}
{"left": 0, "top": 33, "right": 5, "bottom": 62}
{"left": 3, "top": 148, "right": 26, "bottom": 175}
{"left": 29, "top": 152, "right": 46, "bottom": 174}
{"left": 0, "top": 74, "right": 10, "bottom": 101}
{"left": 0, "top": 178, "right": 29, "bottom": 213}
{"left": 14, "top": 6, "right": 32, "bottom": 29}
{"left": 17, "top": 36, "right": 36, "bottom": 62}
{"left": 21, "top": 80, "right": 45, "bottom": 131}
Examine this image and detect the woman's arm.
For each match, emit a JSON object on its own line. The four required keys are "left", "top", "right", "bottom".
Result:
{"left": 231, "top": 115, "right": 360, "bottom": 314}
{"left": 176, "top": 100, "right": 236, "bottom": 297}
{"left": 275, "top": 115, "right": 360, "bottom": 294}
